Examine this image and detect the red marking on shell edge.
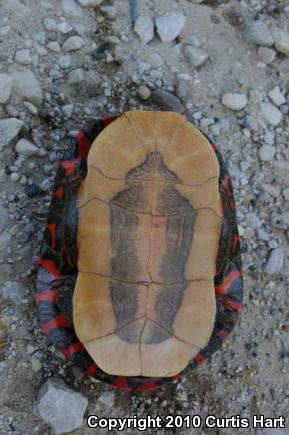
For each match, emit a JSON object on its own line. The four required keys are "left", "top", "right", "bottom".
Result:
{"left": 38, "top": 259, "right": 60, "bottom": 280}
{"left": 221, "top": 298, "right": 241, "bottom": 312}
{"left": 215, "top": 270, "right": 241, "bottom": 295}
{"left": 194, "top": 353, "right": 206, "bottom": 364}
{"left": 232, "top": 233, "right": 239, "bottom": 251}
{"left": 35, "top": 288, "right": 58, "bottom": 304}
{"left": 76, "top": 132, "right": 92, "bottom": 160}
{"left": 53, "top": 186, "right": 64, "bottom": 199}
{"left": 46, "top": 223, "right": 56, "bottom": 250}
{"left": 211, "top": 143, "right": 218, "bottom": 151}
{"left": 62, "top": 341, "right": 83, "bottom": 359}
{"left": 42, "top": 314, "right": 73, "bottom": 334}
{"left": 61, "top": 160, "right": 76, "bottom": 176}
{"left": 218, "top": 329, "right": 229, "bottom": 341}
{"left": 101, "top": 116, "right": 116, "bottom": 127}
{"left": 112, "top": 377, "right": 131, "bottom": 390}
{"left": 86, "top": 363, "right": 98, "bottom": 376}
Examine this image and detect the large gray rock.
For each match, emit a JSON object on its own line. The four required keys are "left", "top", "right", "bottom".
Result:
{"left": 35, "top": 378, "right": 88, "bottom": 434}
{"left": 156, "top": 11, "right": 186, "bottom": 42}
{"left": 0, "top": 73, "right": 12, "bottom": 103}
{"left": 152, "top": 89, "right": 183, "bottom": 113}
{"left": 264, "top": 248, "right": 284, "bottom": 275}
{"left": 243, "top": 21, "right": 274, "bottom": 47}
{"left": 134, "top": 16, "right": 154, "bottom": 44}
{"left": 11, "top": 70, "right": 43, "bottom": 106}
{"left": 260, "top": 102, "right": 282, "bottom": 127}
{"left": 0, "top": 118, "right": 24, "bottom": 150}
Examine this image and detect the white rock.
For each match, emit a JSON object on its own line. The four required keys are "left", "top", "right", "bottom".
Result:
{"left": 258, "top": 144, "right": 276, "bottom": 161}
{"left": 272, "top": 28, "right": 289, "bottom": 55}
{"left": 48, "top": 41, "right": 61, "bottom": 52}
{"left": 137, "top": 85, "right": 151, "bottom": 101}
{"left": 260, "top": 102, "right": 282, "bottom": 126}
{"left": 58, "top": 22, "right": 73, "bottom": 34}
{"left": 0, "top": 118, "right": 24, "bottom": 150}
{"left": 0, "top": 73, "right": 12, "bottom": 103}
{"left": 61, "top": 0, "right": 83, "bottom": 16}
{"left": 62, "top": 104, "right": 74, "bottom": 118}
{"left": 78, "top": 0, "right": 103, "bottom": 6}
{"left": 257, "top": 47, "right": 276, "bottom": 64}
{"left": 11, "top": 70, "right": 43, "bottom": 106}
{"left": 62, "top": 36, "right": 85, "bottom": 51}
{"left": 242, "top": 21, "right": 274, "bottom": 47}
{"left": 15, "top": 49, "right": 32, "bottom": 65}
{"left": 0, "top": 232, "right": 12, "bottom": 253}
{"left": 35, "top": 378, "right": 88, "bottom": 434}
{"left": 221, "top": 93, "right": 248, "bottom": 111}
{"left": 43, "top": 18, "right": 58, "bottom": 31}
{"left": 23, "top": 101, "right": 38, "bottom": 114}
{"left": 264, "top": 248, "right": 284, "bottom": 275}
{"left": 184, "top": 45, "right": 208, "bottom": 68}
{"left": 134, "top": 16, "right": 154, "bottom": 45}
{"left": 67, "top": 68, "right": 84, "bottom": 84}
{"left": 268, "top": 86, "right": 286, "bottom": 106}
{"left": 59, "top": 55, "right": 71, "bottom": 69}
{"left": 15, "top": 138, "right": 45, "bottom": 157}
{"left": 156, "top": 11, "right": 186, "bottom": 42}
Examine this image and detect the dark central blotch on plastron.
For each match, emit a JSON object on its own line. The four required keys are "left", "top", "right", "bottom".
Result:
{"left": 109, "top": 152, "right": 196, "bottom": 344}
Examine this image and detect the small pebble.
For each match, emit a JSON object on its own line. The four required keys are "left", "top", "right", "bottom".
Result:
{"left": 58, "top": 22, "right": 73, "bottom": 34}
{"left": 155, "top": 11, "right": 186, "bottom": 42}
{"left": 183, "top": 45, "right": 209, "bottom": 68}
{"left": 138, "top": 85, "right": 151, "bottom": 101}
{"left": 242, "top": 21, "right": 274, "bottom": 47}
{"left": 272, "top": 28, "right": 289, "bottom": 55}
{"left": 43, "top": 17, "right": 58, "bottom": 31}
{"left": 268, "top": 86, "right": 286, "bottom": 107}
{"left": 62, "top": 36, "right": 85, "bottom": 51}
{"left": 260, "top": 102, "right": 282, "bottom": 126}
{"left": 47, "top": 41, "right": 61, "bottom": 52}
{"left": 134, "top": 16, "right": 154, "bottom": 44}
{"left": 257, "top": 47, "right": 276, "bottom": 64}
{"left": 258, "top": 144, "right": 276, "bottom": 161}
{"left": 221, "top": 93, "right": 248, "bottom": 111}
{"left": 15, "top": 49, "right": 32, "bottom": 65}
{"left": 67, "top": 68, "right": 84, "bottom": 84}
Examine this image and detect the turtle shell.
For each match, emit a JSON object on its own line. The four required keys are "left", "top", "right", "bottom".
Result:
{"left": 35, "top": 111, "right": 243, "bottom": 391}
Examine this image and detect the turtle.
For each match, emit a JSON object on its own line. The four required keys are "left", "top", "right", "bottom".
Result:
{"left": 35, "top": 111, "right": 243, "bottom": 391}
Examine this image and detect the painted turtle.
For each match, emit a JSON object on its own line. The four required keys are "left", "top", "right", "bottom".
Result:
{"left": 36, "top": 111, "right": 243, "bottom": 391}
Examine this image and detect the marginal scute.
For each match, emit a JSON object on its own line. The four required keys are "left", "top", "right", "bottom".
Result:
{"left": 74, "top": 110, "right": 222, "bottom": 377}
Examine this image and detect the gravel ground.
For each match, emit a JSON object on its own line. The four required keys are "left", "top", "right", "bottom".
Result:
{"left": 0, "top": 0, "right": 289, "bottom": 434}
